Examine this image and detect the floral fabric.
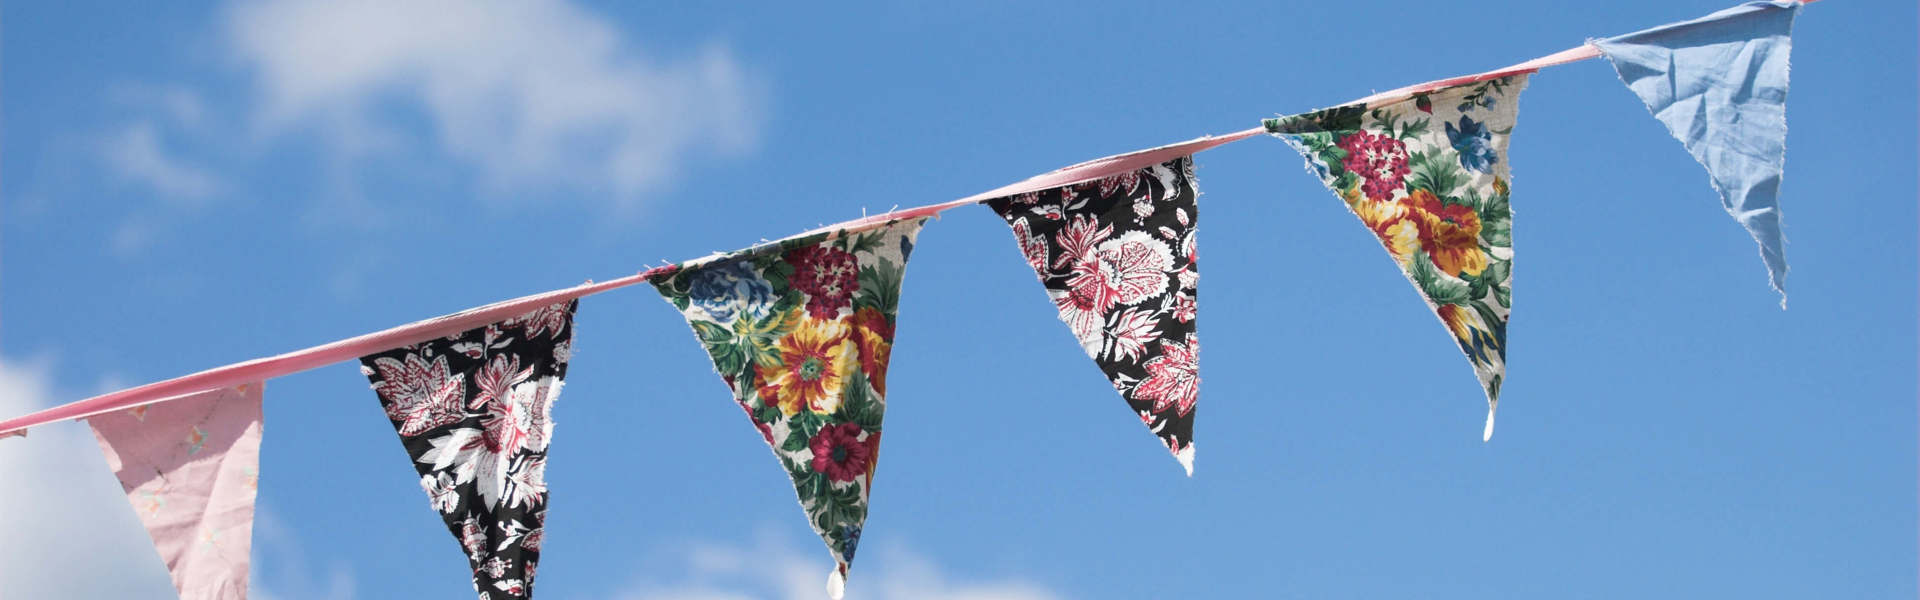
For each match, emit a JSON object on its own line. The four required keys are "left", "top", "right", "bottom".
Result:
{"left": 1267, "top": 76, "right": 1528, "bottom": 439}
{"left": 359, "top": 301, "right": 577, "bottom": 599}
{"left": 652, "top": 218, "right": 926, "bottom": 598}
{"left": 88, "top": 383, "right": 264, "bottom": 600}
{"left": 985, "top": 157, "right": 1200, "bottom": 474}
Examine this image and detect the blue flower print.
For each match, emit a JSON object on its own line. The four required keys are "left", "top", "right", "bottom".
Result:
{"left": 687, "top": 260, "right": 774, "bottom": 322}
{"left": 1446, "top": 115, "right": 1498, "bottom": 173}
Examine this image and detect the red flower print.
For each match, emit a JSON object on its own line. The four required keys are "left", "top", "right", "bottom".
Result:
{"left": 1134, "top": 334, "right": 1198, "bottom": 417}
{"left": 1050, "top": 215, "right": 1112, "bottom": 271}
{"left": 1403, "top": 189, "right": 1487, "bottom": 277}
{"left": 1010, "top": 218, "right": 1049, "bottom": 273}
{"left": 481, "top": 383, "right": 532, "bottom": 454}
{"left": 1337, "top": 130, "right": 1411, "bottom": 202}
{"left": 1091, "top": 170, "right": 1141, "bottom": 197}
{"left": 1170, "top": 291, "right": 1197, "bottom": 323}
{"left": 520, "top": 378, "right": 557, "bottom": 452}
{"left": 483, "top": 557, "right": 509, "bottom": 578}
{"left": 1103, "top": 307, "right": 1160, "bottom": 362}
{"left": 1067, "top": 231, "right": 1173, "bottom": 310}
{"left": 492, "top": 579, "right": 527, "bottom": 596}
{"left": 809, "top": 423, "right": 873, "bottom": 483}
{"left": 471, "top": 354, "right": 532, "bottom": 410}
{"left": 1050, "top": 288, "right": 1105, "bottom": 355}
{"left": 509, "top": 303, "right": 570, "bottom": 340}
{"left": 739, "top": 401, "right": 774, "bottom": 445}
{"left": 847, "top": 307, "right": 894, "bottom": 396}
{"left": 461, "top": 517, "right": 488, "bottom": 558}
{"left": 785, "top": 245, "right": 860, "bottom": 319}
{"left": 371, "top": 352, "right": 467, "bottom": 436}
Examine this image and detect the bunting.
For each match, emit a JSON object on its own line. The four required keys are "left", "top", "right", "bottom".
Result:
{"left": 1596, "top": 0, "right": 1799, "bottom": 303}
{"left": 358, "top": 301, "right": 578, "bottom": 599}
{"left": 1268, "top": 75, "right": 1530, "bottom": 439}
{"left": 652, "top": 218, "right": 925, "bottom": 599}
{"left": 985, "top": 156, "right": 1201, "bottom": 474}
{"left": 87, "top": 383, "right": 265, "bottom": 600}
{"left": 0, "top": 4, "right": 1838, "bottom": 596}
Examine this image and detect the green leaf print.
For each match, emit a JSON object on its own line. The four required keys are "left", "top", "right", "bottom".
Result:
{"left": 854, "top": 258, "right": 902, "bottom": 315}
{"left": 843, "top": 229, "right": 886, "bottom": 256}
{"left": 1410, "top": 250, "right": 1473, "bottom": 305}
{"left": 838, "top": 371, "right": 885, "bottom": 433}
{"left": 781, "top": 424, "right": 813, "bottom": 453}
{"left": 690, "top": 321, "right": 747, "bottom": 375}
{"left": 738, "top": 305, "right": 798, "bottom": 369}
{"left": 761, "top": 254, "right": 796, "bottom": 297}
{"left": 1407, "top": 150, "right": 1466, "bottom": 197}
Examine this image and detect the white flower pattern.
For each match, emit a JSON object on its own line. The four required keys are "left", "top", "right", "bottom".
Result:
{"left": 988, "top": 157, "right": 1201, "bottom": 474}
{"left": 361, "top": 301, "right": 575, "bottom": 599}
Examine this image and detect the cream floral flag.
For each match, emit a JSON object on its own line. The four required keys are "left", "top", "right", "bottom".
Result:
{"left": 652, "top": 218, "right": 926, "bottom": 599}
{"left": 1268, "top": 75, "right": 1529, "bottom": 439}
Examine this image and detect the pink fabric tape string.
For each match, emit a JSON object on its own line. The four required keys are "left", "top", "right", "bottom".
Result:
{"left": 1351, "top": 44, "right": 1601, "bottom": 108}
{"left": 0, "top": 129, "right": 1261, "bottom": 437}
{"left": 9, "top": 0, "right": 1824, "bottom": 435}
{"left": 0, "top": 270, "right": 665, "bottom": 435}
{"left": 798, "top": 127, "right": 1267, "bottom": 237}
{"left": 1348, "top": 0, "right": 1817, "bottom": 109}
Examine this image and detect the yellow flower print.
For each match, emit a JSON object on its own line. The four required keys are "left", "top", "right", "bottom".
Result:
{"left": 754, "top": 317, "right": 854, "bottom": 417}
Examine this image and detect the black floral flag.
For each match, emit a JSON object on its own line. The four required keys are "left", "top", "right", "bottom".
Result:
{"left": 359, "top": 301, "right": 577, "bottom": 599}
{"left": 986, "top": 157, "right": 1201, "bottom": 475}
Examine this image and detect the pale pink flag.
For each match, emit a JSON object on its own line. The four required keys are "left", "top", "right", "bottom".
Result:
{"left": 88, "top": 383, "right": 265, "bottom": 600}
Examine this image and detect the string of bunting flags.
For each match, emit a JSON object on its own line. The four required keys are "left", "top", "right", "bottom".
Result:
{"left": 0, "top": 3, "right": 1809, "bottom": 598}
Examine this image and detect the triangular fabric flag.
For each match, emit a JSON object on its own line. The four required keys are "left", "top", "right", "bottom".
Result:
{"left": 984, "top": 156, "right": 1201, "bottom": 474}
{"left": 88, "top": 382, "right": 265, "bottom": 600}
{"left": 1267, "top": 75, "right": 1529, "bottom": 440}
{"left": 359, "top": 301, "right": 577, "bottom": 599}
{"left": 1596, "top": 1, "right": 1798, "bottom": 304}
{"left": 652, "top": 218, "right": 927, "bottom": 599}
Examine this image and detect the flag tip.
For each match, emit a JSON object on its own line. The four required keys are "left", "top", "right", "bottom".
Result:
{"left": 826, "top": 567, "right": 846, "bottom": 600}
{"left": 1483, "top": 406, "right": 1497, "bottom": 442}
{"left": 1175, "top": 443, "right": 1195, "bottom": 477}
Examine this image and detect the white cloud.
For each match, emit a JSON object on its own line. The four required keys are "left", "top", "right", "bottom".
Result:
{"left": 617, "top": 532, "right": 1064, "bottom": 600}
{"left": 225, "top": 0, "right": 762, "bottom": 207}
{"left": 111, "top": 83, "right": 209, "bottom": 129}
{"left": 0, "top": 359, "right": 178, "bottom": 598}
{"left": 110, "top": 219, "right": 158, "bottom": 257}
{"left": 251, "top": 508, "right": 359, "bottom": 600}
{"left": 0, "top": 360, "right": 357, "bottom": 599}
{"left": 101, "top": 121, "right": 223, "bottom": 202}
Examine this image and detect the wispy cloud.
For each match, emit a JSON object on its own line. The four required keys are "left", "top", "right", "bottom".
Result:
{"left": 111, "top": 83, "right": 210, "bottom": 129}
{"left": 0, "top": 359, "right": 357, "bottom": 599}
{"left": 251, "top": 508, "right": 359, "bottom": 600}
{"left": 101, "top": 121, "right": 223, "bottom": 203}
{"left": 616, "top": 531, "right": 1065, "bottom": 600}
{"left": 224, "top": 0, "right": 763, "bottom": 209}
{"left": 0, "top": 358, "right": 178, "bottom": 598}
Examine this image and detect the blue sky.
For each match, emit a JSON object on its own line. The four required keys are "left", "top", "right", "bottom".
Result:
{"left": 3, "top": 1, "right": 1914, "bottom": 598}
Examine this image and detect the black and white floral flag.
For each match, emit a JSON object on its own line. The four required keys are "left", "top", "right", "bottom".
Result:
{"left": 359, "top": 301, "right": 577, "bottom": 599}
{"left": 986, "top": 156, "right": 1201, "bottom": 475}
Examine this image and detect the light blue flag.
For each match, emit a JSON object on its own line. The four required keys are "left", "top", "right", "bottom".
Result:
{"left": 1595, "top": 1, "right": 1799, "bottom": 305}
